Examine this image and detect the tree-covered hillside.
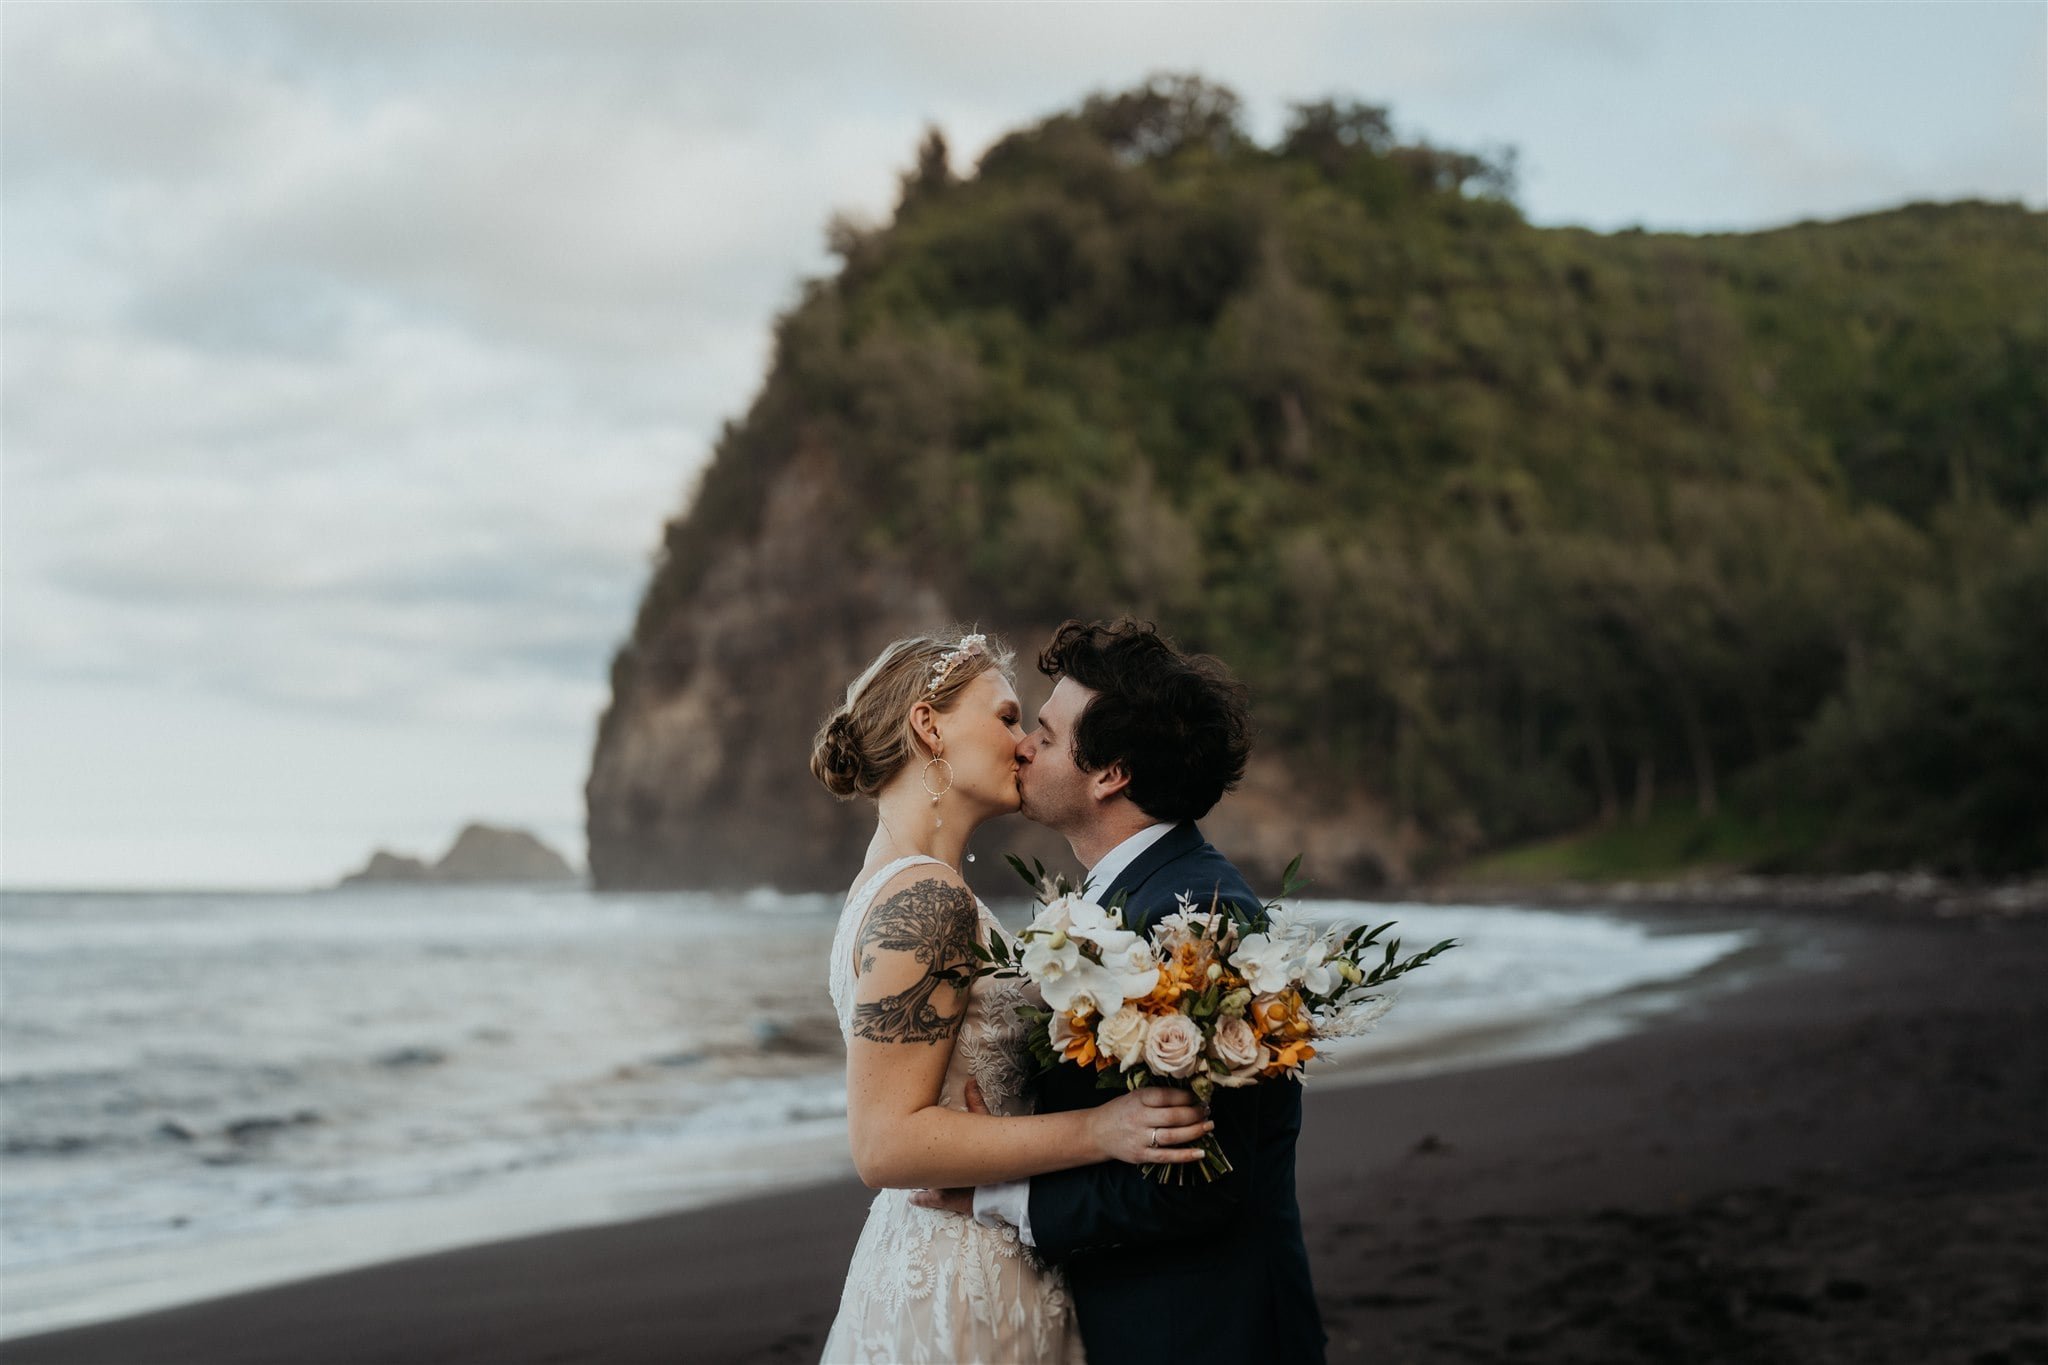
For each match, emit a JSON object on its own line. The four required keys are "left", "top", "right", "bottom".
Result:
{"left": 603, "top": 78, "right": 2045, "bottom": 885}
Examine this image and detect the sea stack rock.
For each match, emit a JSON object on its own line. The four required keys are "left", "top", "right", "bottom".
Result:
{"left": 432, "top": 824, "right": 577, "bottom": 883}
{"left": 340, "top": 850, "right": 433, "bottom": 885}
{"left": 338, "top": 825, "right": 578, "bottom": 887}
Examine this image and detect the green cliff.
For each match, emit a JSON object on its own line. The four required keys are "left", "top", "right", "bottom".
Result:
{"left": 588, "top": 77, "right": 2047, "bottom": 891}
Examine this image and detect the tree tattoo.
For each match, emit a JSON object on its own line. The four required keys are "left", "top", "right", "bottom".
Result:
{"left": 852, "top": 879, "right": 977, "bottom": 1044}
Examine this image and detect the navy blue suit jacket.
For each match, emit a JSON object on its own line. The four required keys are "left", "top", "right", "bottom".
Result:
{"left": 1027, "top": 822, "right": 1327, "bottom": 1364}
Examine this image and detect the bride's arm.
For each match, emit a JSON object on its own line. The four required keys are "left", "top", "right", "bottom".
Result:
{"left": 844, "top": 871, "right": 1208, "bottom": 1190}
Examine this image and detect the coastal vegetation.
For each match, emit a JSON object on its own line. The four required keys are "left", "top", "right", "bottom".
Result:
{"left": 599, "top": 77, "right": 2046, "bottom": 886}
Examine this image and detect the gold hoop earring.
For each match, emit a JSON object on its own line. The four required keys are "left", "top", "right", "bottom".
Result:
{"left": 921, "top": 756, "right": 954, "bottom": 804}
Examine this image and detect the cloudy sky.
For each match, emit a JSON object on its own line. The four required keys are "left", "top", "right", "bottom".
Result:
{"left": 3, "top": 2, "right": 2043, "bottom": 889}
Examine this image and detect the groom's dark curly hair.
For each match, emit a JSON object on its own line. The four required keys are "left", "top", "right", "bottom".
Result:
{"left": 1037, "top": 618, "right": 1252, "bottom": 824}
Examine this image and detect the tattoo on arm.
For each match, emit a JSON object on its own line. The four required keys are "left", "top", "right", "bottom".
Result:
{"left": 851, "top": 880, "right": 977, "bottom": 1045}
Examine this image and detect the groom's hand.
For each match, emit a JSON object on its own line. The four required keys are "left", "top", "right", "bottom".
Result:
{"left": 910, "top": 1077, "right": 989, "bottom": 1216}
{"left": 909, "top": 1186, "right": 973, "bottom": 1215}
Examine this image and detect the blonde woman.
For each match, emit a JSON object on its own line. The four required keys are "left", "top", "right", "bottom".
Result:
{"left": 812, "top": 629, "right": 1210, "bottom": 1364}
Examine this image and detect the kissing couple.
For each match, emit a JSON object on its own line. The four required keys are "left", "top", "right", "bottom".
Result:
{"left": 812, "top": 619, "right": 1327, "bottom": 1364}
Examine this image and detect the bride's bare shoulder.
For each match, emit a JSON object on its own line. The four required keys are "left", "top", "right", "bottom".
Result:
{"left": 844, "top": 857, "right": 969, "bottom": 905}
{"left": 867, "top": 858, "right": 968, "bottom": 897}
{"left": 851, "top": 864, "right": 976, "bottom": 965}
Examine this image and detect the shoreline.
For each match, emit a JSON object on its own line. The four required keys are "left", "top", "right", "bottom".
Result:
{"left": 1411, "top": 870, "right": 2048, "bottom": 920}
{"left": 6, "top": 902, "right": 2042, "bottom": 1363}
{"left": 0, "top": 901, "right": 1764, "bottom": 1340}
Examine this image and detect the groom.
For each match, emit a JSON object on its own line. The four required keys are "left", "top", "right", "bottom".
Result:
{"left": 915, "top": 618, "right": 1328, "bottom": 1364}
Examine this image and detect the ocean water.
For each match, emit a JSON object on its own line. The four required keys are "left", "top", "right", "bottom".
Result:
{"left": 0, "top": 884, "right": 1775, "bottom": 1336}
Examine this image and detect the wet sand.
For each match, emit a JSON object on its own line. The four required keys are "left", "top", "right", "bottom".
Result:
{"left": 6, "top": 905, "right": 2043, "bottom": 1365}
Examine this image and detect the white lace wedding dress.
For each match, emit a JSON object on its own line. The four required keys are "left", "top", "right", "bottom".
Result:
{"left": 820, "top": 854, "right": 1087, "bottom": 1365}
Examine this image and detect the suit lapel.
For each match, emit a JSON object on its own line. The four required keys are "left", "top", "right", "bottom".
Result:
{"left": 1100, "top": 821, "right": 1203, "bottom": 917}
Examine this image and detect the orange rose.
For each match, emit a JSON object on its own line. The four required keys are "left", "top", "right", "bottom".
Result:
{"left": 1251, "top": 990, "right": 1311, "bottom": 1042}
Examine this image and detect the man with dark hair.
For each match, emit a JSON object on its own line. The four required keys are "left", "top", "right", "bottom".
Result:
{"left": 1027, "top": 617, "right": 1254, "bottom": 830}
{"left": 916, "top": 618, "right": 1328, "bottom": 1364}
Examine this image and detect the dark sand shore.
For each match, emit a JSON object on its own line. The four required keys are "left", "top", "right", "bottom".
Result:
{"left": 7, "top": 905, "right": 2044, "bottom": 1365}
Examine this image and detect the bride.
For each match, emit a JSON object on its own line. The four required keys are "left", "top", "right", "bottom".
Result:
{"left": 811, "top": 629, "right": 1212, "bottom": 1364}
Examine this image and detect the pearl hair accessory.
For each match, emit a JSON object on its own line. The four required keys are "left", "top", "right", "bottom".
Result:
{"left": 925, "top": 633, "right": 989, "bottom": 700}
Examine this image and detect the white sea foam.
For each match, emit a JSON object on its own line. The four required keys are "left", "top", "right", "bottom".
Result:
{"left": 0, "top": 885, "right": 1777, "bottom": 1337}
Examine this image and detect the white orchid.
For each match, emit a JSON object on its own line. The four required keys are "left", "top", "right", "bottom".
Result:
{"left": 1037, "top": 955, "right": 1119, "bottom": 1015}
{"left": 1018, "top": 891, "right": 1145, "bottom": 1014}
{"left": 1019, "top": 930, "right": 1078, "bottom": 977}
{"left": 1297, "top": 952, "right": 1338, "bottom": 997}
{"left": 1103, "top": 937, "right": 1164, "bottom": 1003}
{"left": 1027, "top": 892, "right": 1089, "bottom": 937}
{"left": 1063, "top": 898, "right": 1138, "bottom": 952}
{"left": 1230, "top": 929, "right": 1300, "bottom": 995}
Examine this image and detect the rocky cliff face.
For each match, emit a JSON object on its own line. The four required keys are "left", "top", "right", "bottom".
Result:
{"left": 584, "top": 448, "right": 1410, "bottom": 895}
{"left": 587, "top": 451, "right": 952, "bottom": 890}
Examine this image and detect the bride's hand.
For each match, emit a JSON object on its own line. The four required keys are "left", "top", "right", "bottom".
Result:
{"left": 1089, "top": 1087, "right": 1212, "bottom": 1165}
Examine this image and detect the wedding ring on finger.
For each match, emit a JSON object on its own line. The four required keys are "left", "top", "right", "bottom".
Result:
{"left": 1149, "top": 1127, "right": 1159, "bottom": 1148}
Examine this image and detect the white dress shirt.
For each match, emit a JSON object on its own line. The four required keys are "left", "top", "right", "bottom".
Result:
{"left": 971, "top": 821, "right": 1175, "bottom": 1244}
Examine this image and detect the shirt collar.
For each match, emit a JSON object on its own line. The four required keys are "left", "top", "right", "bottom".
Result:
{"left": 1084, "top": 821, "right": 1175, "bottom": 899}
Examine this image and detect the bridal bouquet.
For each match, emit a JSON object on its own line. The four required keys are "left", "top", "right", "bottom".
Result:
{"left": 972, "top": 856, "right": 1457, "bottom": 1182}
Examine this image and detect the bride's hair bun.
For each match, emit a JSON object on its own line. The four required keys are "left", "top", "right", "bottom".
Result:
{"left": 811, "top": 711, "right": 868, "bottom": 798}
{"left": 810, "top": 628, "right": 1015, "bottom": 801}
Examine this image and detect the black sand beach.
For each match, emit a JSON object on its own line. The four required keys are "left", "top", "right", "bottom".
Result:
{"left": 7, "top": 904, "right": 2043, "bottom": 1365}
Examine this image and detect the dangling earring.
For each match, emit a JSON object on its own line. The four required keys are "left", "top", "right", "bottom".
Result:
{"left": 922, "top": 754, "right": 954, "bottom": 830}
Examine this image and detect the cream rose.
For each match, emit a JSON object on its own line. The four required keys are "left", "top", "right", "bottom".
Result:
{"left": 1096, "top": 1004, "right": 1150, "bottom": 1071}
{"left": 1141, "top": 1011, "right": 1203, "bottom": 1078}
{"left": 1209, "top": 1015, "right": 1261, "bottom": 1071}
{"left": 1210, "top": 1016, "right": 1270, "bottom": 1087}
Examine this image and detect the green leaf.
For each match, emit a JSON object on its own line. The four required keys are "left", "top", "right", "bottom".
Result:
{"left": 1280, "top": 851, "right": 1306, "bottom": 897}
